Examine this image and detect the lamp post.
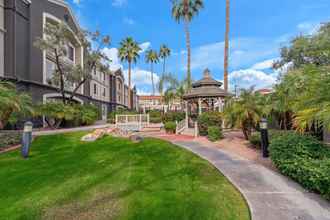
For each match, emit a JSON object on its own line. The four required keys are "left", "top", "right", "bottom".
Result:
{"left": 21, "top": 121, "right": 33, "bottom": 159}
{"left": 260, "top": 118, "right": 269, "bottom": 158}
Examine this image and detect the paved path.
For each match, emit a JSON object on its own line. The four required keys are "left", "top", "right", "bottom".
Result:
{"left": 171, "top": 140, "right": 330, "bottom": 220}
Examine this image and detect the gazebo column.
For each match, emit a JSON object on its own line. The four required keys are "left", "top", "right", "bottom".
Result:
{"left": 198, "top": 98, "right": 202, "bottom": 115}
{"left": 218, "top": 98, "right": 222, "bottom": 112}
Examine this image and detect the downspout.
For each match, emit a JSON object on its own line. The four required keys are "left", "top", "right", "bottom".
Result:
{"left": 13, "top": 0, "right": 16, "bottom": 79}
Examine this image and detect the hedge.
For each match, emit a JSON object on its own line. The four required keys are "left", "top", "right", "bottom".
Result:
{"left": 270, "top": 133, "right": 330, "bottom": 200}
{"left": 197, "top": 112, "right": 222, "bottom": 136}
{"left": 207, "top": 126, "right": 223, "bottom": 142}
{"left": 162, "top": 112, "right": 185, "bottom": 123}
{"left": 164, "top": 122, "right": 176, "bottom": 134}
{"left": 0, "top": 132, "right": 21, "bottom": 149}
{"left": 249, "top": 130, "right": 291, "bottom": 148}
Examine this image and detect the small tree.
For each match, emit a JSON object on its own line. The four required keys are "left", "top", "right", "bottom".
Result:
{"left": 0, "top": 82, "right": 33, "bottom": 129}
{"left": 34, "top": 22, "right": 110, "bottom": 104}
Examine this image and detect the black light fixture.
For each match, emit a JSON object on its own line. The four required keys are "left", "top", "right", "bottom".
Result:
{"left": 259, "top": 118, "right": 269, "bottom": 158}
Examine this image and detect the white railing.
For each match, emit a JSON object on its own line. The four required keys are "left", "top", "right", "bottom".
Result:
{"left": 115, "top": 114, "right": 149, "bottom": 131}
{"left": 176, "top": 118, "right": 187, "bottom": 134}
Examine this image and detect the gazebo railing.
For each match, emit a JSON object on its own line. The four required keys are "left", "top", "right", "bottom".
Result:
{"left": 176, "top": 118, "right": 187, "bottom": 134}
{"left": 115, "top": 114, "right": 150, "bottom": 131}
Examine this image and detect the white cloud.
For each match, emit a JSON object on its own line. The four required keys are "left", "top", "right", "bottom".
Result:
{"left": 297, "top": 22, "right": 321, "bottom": 35}
{"left": 123, "top": 17, "right": 135, "bottom": 25}
{"left": 139, "top": 42, "right": 151, "bottom": 53}
{"left": 73, "top": 0, "right": 81, "bottom": 4}
{"left": 188, "top": 38, "right": 278, "bottom": 72}
{"left": 112, "top": 0, "right": 127, "bottom": 7}
{"left": 251, "top": 58, "right": 278, "bottom": 70}
{"left": 101, "top": 47, "right": 123, "bottom": 71}
{"left": 229, "top": 69, "right": 278, "bottom": 90}
{"left": 123, "top": 68, "right": 160, "bottom": 88}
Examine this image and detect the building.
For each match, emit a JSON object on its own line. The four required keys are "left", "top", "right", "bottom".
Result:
{"left": 1, "top": 0, "right": 136, "bottom": 126}
{"left": 138, "top": 95, "right": 181, "bottom": 112}
{"left": 256, "top": 88, "right": 273, "bottom": 95}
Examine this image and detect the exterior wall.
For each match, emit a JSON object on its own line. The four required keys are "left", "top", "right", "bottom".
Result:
{"left": 0, "top": 0, "right": 4, "bottom": 76}
{"left": 90, "top": 70, "right": 110, "bottom": 102}
{"left": 2, "top": 0, "right": 129, "bottom": 128}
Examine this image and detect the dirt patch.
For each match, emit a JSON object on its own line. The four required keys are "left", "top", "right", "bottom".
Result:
{"left": 42, "top": 193, "right": 122, "bottom": 220}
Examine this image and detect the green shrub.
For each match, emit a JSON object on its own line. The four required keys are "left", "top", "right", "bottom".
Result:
{"left": 249, "top": 130, "right": 291, "bottom": 148}
{"left": 149, "top": 110, "right": 162, "bottom": 123}
{"left": 74, "top": 104, "right": 99, "bottom": 126}
{"left": 249, "top": 133, "right": 261, "bottom": 148}
{"left": 162, "top": 112, "right": 185, "bottom": 123}
{"left": 164, "top": 122, "right": 176, "bottom": 134}
{"left": 0, "top": 132, "right": 21, "bottom": 148}
{"left": 197, "top": 112, "right": 222, "bottom": 136}
{"left": 270, "top": 133, "right": 330, "bottom": 200}
{"left": 207, "top": 126, "right": 223, "bottom": 142}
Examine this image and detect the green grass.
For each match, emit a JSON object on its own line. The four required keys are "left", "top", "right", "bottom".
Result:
{"left": 0, "top": 132, "right": 250, "bottom": 220}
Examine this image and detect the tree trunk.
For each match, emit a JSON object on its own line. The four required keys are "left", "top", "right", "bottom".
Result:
{"left": 151, "top": 63, "right": 155, "bottom": 96}
{"left": 184, "top": 20, "right": 191, "bottom": 89}
{"left": 242, "top": 127, "right": 249, "bottom": 140}
{"left": 128, "top": 61, "right": 132, "bottom": 109}
{"left": 163, "top": 58, "right": 166, "bottom": 76}
{"left": 224, "top": 0, "right": 230, "bottom": 92}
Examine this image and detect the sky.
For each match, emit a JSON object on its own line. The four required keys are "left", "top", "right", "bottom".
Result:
{"left": 68, "top": 0, "right": 330, "bottom": 94}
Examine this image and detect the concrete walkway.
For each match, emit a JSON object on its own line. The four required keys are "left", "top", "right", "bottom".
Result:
{"left": 172, "top": 140, "right": 330, "bottom": 220}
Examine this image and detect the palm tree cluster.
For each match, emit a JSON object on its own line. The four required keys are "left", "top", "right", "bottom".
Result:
{"left": 224, "top": 22, "right": 330, "bottom": 140}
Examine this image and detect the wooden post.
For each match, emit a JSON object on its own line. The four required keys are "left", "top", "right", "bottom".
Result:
{"left": 115, "top": 115, "right": 118, "bottom": 128}
{"left": 198, "top": 98, "right": 202, "bottom": 115}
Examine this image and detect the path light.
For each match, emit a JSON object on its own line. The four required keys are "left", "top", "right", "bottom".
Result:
{"left": 21, "top": 121, "right": 33, "bottom": 159}
{"left": 259, "top": 118, "right": 269, "bottom": 158}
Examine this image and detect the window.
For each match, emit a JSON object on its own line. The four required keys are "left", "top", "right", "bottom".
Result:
{"left": 93, "top": 84, "right": 97, "bottom": 95}
{"left": 46, "top": 59, "right": 56, "bottom": 84}
{"left": 103, "top": 88, "right": 106, "bottom": 97}
{"left": 103, "top": 73, "right": 106, "bottom": 81}
{"left": 67, "top": 44, "right": 74, "bottom": 62}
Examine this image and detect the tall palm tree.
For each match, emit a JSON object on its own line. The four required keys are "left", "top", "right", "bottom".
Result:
{"left": 118, "top": 37, "right": 141, "bottom": 108}
{"left": 171, "top": 0, "right": 204, "bottom": 89}
{"left": 224, "top": 0, "right": 230, "bottom": 91}
{"left": 157, "top": 73, "right": 179, "bottom": 95}
{"left": 145, "top": 50, "right": 159, "bottom": 96}
{"left": 159, "top": 45, "right": 171, "bottom": 77}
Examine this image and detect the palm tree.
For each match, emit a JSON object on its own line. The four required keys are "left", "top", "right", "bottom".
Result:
{"left": 118, "top": 37, "right": 141, "bottom": 108}
{"left": 224, "top": 0, "right": 230, "bottom": 91}
{"left": 171, "top": 0, "right": 204, "bottom": 89}
{"left": 145, "top": 50, "right": 159, "bottom": 95}
{"left": 224, "top": 88, "right": 262, "bottom": 140}
{"left": 159, "top": 45, "right": 171, "bottom": 78}
{"left": 157, "top": 73, "right": 179, "bottom": 95}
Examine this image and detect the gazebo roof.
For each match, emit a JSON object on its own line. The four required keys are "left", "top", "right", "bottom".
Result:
{"left": 183, "top": 69, "right": 231, "bottom": 100}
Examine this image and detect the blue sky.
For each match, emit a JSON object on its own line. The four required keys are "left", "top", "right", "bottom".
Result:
{"left": 68, "top": 0, "right": 330, "bottom": 94}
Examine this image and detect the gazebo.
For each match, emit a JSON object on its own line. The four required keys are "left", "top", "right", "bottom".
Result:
{"left": 183, "top": 69, "right": 231, "bottom": 116}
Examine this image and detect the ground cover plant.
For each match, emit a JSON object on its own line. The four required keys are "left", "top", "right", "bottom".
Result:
{"left": 0, "top": 132, "right": 250, "bottom": 220}
{"left": 270, "top": 132, "right": 330, "bottom": 200}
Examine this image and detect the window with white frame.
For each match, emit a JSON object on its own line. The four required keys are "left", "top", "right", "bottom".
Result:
{"left": 46, "top": 59, "right": 56, "bottom": 85}
{"left": 66, "top": 44, "right": 75, "bottom": 62}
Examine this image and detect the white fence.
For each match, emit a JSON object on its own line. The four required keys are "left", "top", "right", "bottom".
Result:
{"left": 115, "top": 114, "right": 150, "bottom": 131}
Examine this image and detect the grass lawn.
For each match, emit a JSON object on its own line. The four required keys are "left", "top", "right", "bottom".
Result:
{"left": 0, "top": 132, "right": 250, "bottom": 220}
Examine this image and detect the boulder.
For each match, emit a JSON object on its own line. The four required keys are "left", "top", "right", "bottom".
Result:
{"left": 129, "top": 135, "right": 144, "bottom": 143}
